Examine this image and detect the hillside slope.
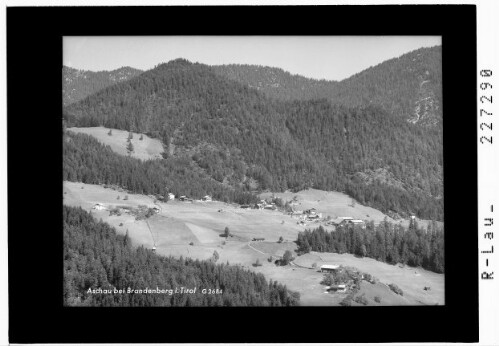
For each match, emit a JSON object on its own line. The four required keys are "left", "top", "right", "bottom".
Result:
{"left": 213, "top": 46, "right": 442, "bottom": 127}
{"left": 63, "top": 66, "right": 143, "bottom": 106}
{"left": 63, "top": 58, "right": 443, "bottom": 221}
{"left": 63, "top": 205, "right": 299, "bottom": 306}
{"left": 67, "top": 127, "right": 164, "bottom": 160}
{"left": 211, "top": 64, "right": 338, "bottom": 101}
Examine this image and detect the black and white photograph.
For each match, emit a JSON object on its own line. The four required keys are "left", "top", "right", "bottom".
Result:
{"left": 6, "top": 4, "right": 486, "bottom": 344}
{"left": 62, "top": 36, "right": 445, "bottom": 307}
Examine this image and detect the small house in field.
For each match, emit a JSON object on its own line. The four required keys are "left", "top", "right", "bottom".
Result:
{"left": 168, "top": 193, "right": 175, "bottom": 200}
{"left": 93, "top": 203, "right": 106, "bottom": 211}
{"left": 179, "top": 195, "right": 187, "bottom": 201}
{"left": 338, "top": 216, "right": 353, "bottom": 222}
{"left": 252, "top": 237, "right": 265, "bottom": 241}
{"left": 349, "top": 219, "right": 366, "bottom": 229}
{"left": 152, "top": 206, "right": 160, "bottom": 213}
{"left": 329, "top": 284, "right": 347, "bottom": 293}
{"left": 240, "top": 204, "right": 251, "bottom": 209}
{"left": 202, "top": 195, "right": 212, "bottom": 202}
{"left": 264, "top": 205, "right": 276, "bottom": 210}
{"left": 320, "top": 264, "right": 340, "bottom": 273}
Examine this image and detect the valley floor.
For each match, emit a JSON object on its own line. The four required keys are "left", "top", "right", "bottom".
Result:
{"left": 63, "top": 181, "right": 444, "bottom": 306}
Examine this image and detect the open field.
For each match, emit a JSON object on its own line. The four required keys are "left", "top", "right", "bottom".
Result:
{"left": 67, "top": 126, "right": 164, "bottom": 160}
{"left": 64, "top": 181, "right": 444, "bottom": 306}
{"left": 261, "top": 188, "right": 443, "bottom": 229}
{"left": 294, "top": 252, "right": 444, "bottom": 305}
{"left": 350, "top": 281, "right": 409, "bottom": 306}
{"left": 249, "top": 241, "right": 297, "bottom": 258}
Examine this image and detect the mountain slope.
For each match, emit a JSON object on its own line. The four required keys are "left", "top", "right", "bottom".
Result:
{"left": 63, "top": 58, "right": 443, "bottom": 221}
{"left": 211, "top": 64, "right": 338, "bottom": 101}
{"left": 64, "top": 205, "right": 299, "bottom": 306}
{"left": 63, "top": 66, "right": 143, "bottom": 106}
{"left": 212, "top": 46, "right": 442, "bottom": 127}
{"left": 335, "top": 46, "right": 442, "bottom": 127}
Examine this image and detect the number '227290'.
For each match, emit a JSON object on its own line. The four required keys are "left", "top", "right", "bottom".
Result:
{"left": 480, "top": 69, "right": 493, "bottom": 145}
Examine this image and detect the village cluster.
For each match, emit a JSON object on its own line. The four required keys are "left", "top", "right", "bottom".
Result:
{"left": 92, "top": 186, "right": 369, "bottom": 232}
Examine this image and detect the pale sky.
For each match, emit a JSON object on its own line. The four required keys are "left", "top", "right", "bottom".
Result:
{"left": 63, "top": 36, "right": 441, "bottom": 81}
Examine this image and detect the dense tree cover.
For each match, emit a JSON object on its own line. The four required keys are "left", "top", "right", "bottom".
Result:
{"left": 64, "top": 205, "right": 300, "bottom": 306}
{"left": 212, "top": 64, "right": 339, "bottom": 101}
{"left": 63, "top": 66, "right": 143, "bottom": 106}
{"left": 63, "top": 131, "right": 259, "bottom": 205}
{"left": 285, "top": 100, "right": 443, "bottom": 220}
{"left": 63, "top": 56, "right": 443, "bottom": 220}
{"left": 213, "top": 46, "right": 442, "bottom": 127}
{"left": 296, "top": 221, "right": 444, "bottom": 273}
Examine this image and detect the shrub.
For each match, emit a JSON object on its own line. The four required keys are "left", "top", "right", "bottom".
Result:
{"left": 282, "top": 250, "right": 294, "bottom": 265}
{"left": 320, "top": 274, "right": 334, "bottom": 286}
{"left": 388, "top": 283, "right": 404, "bottom": 296}
{"left": 254, "top": 259, "right": 262, "bottom": 267}
{"left": 117, "top": 195, "right": 120, "bottom": 200}
{"left": 374, "top": 296, "right": 382, "bottom": 303}
{"left": 363, "top": 273, "right": 377, "bottom": 284}
{"left": 340, "top": 297, "right": 352, "bottom": 306}
{"left": 312, "top": 262, "right": 317, "bottom": 268}
{"left": 353, "top": 294, "right": 369, "bottom": 305}
{"left": 124, "top": 195, "right": 129, "bottom": 200}
{"left": 212, "top": 250, "right": 220, "bottom": 263}
{"left": 119, "top": 223, "right": 123, "bottom": 226}
{"left": 189, "top": 242, "right": 194, "bottom": 246}
{"left": 109, "top": 208, "right": 121, "bottom": 216}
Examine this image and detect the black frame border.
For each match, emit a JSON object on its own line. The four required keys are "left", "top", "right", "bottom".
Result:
{"left": 7, "top": 5, "right": 478, "bottom": 343}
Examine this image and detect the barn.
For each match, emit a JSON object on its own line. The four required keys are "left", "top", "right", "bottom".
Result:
{"left": 93, "top": 203, "right": 106, "bottom": 211}
{"left": 329, "top": 284, "right": 347, "bottom": 293}
{"left": 305, "top": 208, "right": 317, "bottom": 215}
{"left": 320, "top": 264, "right": 340, "bottom": 273}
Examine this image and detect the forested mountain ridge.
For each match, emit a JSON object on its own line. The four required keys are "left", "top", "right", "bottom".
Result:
{"left": 63, "top": 58, "right": 443, "bottom": 221}
{"left": 212, "top": 46, "right": 442, "bottom": 127}
{"left": 336, "top": 46, "right": 442, "bottom": 128}
{"left": 63, "top": 131, "right": 259, "bottom": 205}
{"left": 211, "top": 64, "right": 338, "bottom": 101}
{"left": 63, "top": 66, "right": 143, "bottom": 106}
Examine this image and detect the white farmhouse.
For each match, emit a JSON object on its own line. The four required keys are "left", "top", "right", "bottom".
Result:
{"left": 93, "top": 203, "right": 106, "bottom": 211}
